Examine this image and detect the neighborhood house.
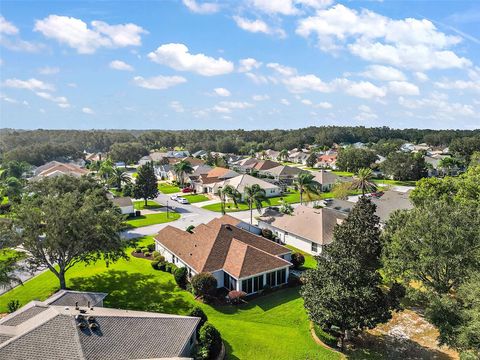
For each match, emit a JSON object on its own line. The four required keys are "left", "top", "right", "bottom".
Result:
{"left": 258, "top": 205, "right": 347, "bottom": 255}
{"left": 154, "top": 215, "right": 292, "bottom": 295}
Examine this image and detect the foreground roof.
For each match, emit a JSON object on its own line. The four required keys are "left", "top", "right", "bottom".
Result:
{"left": 313, "top": 170, "right": 339, "bottom": 185}
{"left": 265, "top": 165, "right": 302, "bottom": 177}
{"left": 155, "top": 215, "right": 291, "bottom": 278}
{"left": 259, "top": 205, "right": 347, "bottom": 245}
{"left": 221, "top": 174, "right": 280, "bottom": 192}
{"left": 0, "top": 292, "right": 198, "bottom": 360}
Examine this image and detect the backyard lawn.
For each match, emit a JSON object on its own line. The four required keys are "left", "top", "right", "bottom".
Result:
{"left": 285, "top": 245, "right": 317, "bottom": 270}
{"left": 181, "top": 194, "right": 210, "bottom": 203}
{"left": 124, "top": 212, "right": 180, "bottom": 228}
{"left": 0, "top": 248, "right": 26, "bottom": 262}
{"left": 133, "top": 200, "right": 163, "bottom": 210}
{"left": 331, "top": 170, "right": 355, "bottom": 177}
{"left": 0, "top": 237, "right": 339, "bottom": 360}
{"left": 158, "top": 183, "right": 181, "bottom": 194}
{"left": 202, "top": 190, "right": 332, "bottom": 213}
{"left": 372, "top": 178, "right": 417, "bottom": 187}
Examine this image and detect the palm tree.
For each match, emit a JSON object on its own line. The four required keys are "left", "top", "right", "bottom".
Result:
{"left": 350, "top": 168, "right": 377, "bottom": 196}
{"left": 173, "top": 160, "right": 194, "bottom": 187}
{"left": 260, "top": 150, "right": 267, "bottom": 160}
{"left": 111, "top": 167, "right": 131, "bottom": 190}
{"left": 296, "top": 172, "right": 322, "bottom": 205}
{"left": 244, "top": 184, "right": 269, "bottom": 224}
{"left": 278, "top": 149, "right": 289, "bottom": 162}
{"left": 218, "top": 184, "right": 241, "bottom": 215}
{"left": 98, "top": 159, "right": 114, "bottom": 182}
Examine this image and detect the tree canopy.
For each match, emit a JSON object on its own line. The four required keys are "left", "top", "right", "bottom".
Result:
{"left": 134, "top": 163, "right": 159, "bottom": 206}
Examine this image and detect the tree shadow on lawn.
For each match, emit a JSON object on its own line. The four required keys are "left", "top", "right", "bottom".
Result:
{"left": 347, "top": 331, "right": 455, "bottom": 360}
{"left": 69, "top": 270, "right": 192, "bottom": 315}
{"left": 223, "top": 339, "right": 241, "bottom": 360}
{"left": 214, "top": 287, "right": 301, "bottom": 315}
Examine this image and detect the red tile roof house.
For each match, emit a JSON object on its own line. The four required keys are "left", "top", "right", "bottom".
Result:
{"left": 316, "top": 154, "right": 338, "bottom": 170}
{"left": 192, "top": 167, "right": 239, "bottom": 194}
{"left": 154, "top": 215, "right": 292, "bottom": 295}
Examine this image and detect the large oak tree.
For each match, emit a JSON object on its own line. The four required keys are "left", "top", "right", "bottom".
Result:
{"left": 10, "top": 176, "right": 126, "bottom": 290}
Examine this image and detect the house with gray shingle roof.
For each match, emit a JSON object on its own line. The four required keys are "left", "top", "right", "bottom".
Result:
{"left": 154, "top": 215, "right": 292, "bottom": 295}
{"left": 0, "top": 290, "right": 199, "bottom": 360}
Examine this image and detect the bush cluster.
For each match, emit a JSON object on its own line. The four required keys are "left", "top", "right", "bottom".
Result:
{"left": 197, "top": 322, "right": 222, "bottom": 360}
{"left": 174, "top": 267, "right": 188, "bottom": 289}
{"left": 226, "top": 290, "right": 247, "bottom": 305}
{"left": 290, "top": 252, "right": 305, "bottom": 269}
{"left": 191, "top": 273, "right": 217, "bottom": 298}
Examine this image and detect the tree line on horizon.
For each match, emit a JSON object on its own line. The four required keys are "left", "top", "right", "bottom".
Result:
{"left": 1, "top": 126, "right": 479, "bottom": 166}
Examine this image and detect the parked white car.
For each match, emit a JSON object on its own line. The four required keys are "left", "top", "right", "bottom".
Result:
{"left": 177, "top": 197, "right": 189, "bottom": 204}
{"left": 170, "top": 194, "right": 179, "bottom": 200}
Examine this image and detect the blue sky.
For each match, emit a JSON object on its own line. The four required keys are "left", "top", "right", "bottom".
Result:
{"left": 0, "top": 0, "right": 479, "bottom": 130}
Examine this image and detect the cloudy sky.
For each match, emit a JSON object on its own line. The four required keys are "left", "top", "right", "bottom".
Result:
{"left": 0, "top": 0, "right": 479, "bottom": 130}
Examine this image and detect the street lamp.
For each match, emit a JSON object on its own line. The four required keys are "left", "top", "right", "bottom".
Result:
{"left": 166, "top": 200, "right": 169, "bottom": 218}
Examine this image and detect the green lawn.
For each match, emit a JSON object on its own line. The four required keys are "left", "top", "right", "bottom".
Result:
{"left": 1, "top": 196, "right": 8, "bottom": 205}
{"left": 285, "top": 245, "right": 317, "bottom": 270}
{"left": 133, "top": 200, "right": 163, "bottom": 210}
{"left": 182, "top": 194, "right": 210, "bottom": 203}
{"left": 0, "top": 248, "right": 27, "bottom": 262}
{"left": 109, "top": 188, "right": 122, "bottom": 197}
{"left": 158, "top": 183, "right": 181, "bottom": 194}
{"left": 0, "top": 237, "right": 339, "bottom": 360}
{"left": 125, "top": 212, "right": 180, "bottom": 228}
{"left": 331, "top": 171, "right": 355, "bottom": 177}
{"left": 202, "top": 190, "right": 332, "bottom": 213}
{"left": 371, "top": 179, "right": 416, "bottom": 187}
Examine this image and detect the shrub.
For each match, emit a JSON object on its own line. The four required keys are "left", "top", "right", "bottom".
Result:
{"left": 186, "top": 225, "right": 195, "bottom": 233}
{"left": 141, "top": 247, "right": 149, "bottom": 254}
{"left": 152, "top": 251, "right": 160, "bottom": 258}
{"left": 144, "top": 252, "right": 151, "bottom": 257}
{"left": 261, "top": 228, "right": 273, "bottom": 239}
{"left": 151, "top": 260, "right": 160, "bottom": 270}
{"left": 198, "top": 322, "right": 222, "bottom": 360}
{"left": 189, "top": 306, "right": 208, "bottom": 331}
{"left": 227, "top": 290, "right": 247, "bottom": 305}
{"left": 191, "top": 273, "right": 217, "bottom": 298}
{"left": 0, "top": 203, "right": 11, "bottom": 214}
{"left": 169, "top": 263, "right": 178, "bottom": 273}
{"left": 135, "top": 247, "right": 142, "bottom": 253}
{"left": 157, "top": 262, "right": 167, "bottom": 271}
{"left": 290, "top": 252, "right": 305, "bottom": 269}
{"left": 154, "top": 255, "right": 165, "bottom": 262}
{"left": 174, "top": 267, "right": 188, "bottom": 289}
{"left": 7, "top": 299, "right": 20, "bottom": 313}
{"left": 287, "top": 273, "right": 301, "bottom": 287}
{"left": 147, "top": 243, "right": 155, "bottom": 252}
{"left": 313, "top": 324, "right": 338, "bottom": 348}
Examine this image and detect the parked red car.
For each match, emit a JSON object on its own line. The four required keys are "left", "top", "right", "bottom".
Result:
{"left": 181, "top": 187, "right": 193, "bottom": 193}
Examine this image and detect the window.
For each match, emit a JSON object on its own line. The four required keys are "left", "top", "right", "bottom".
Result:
{"left": 253, "top": 275, "right": 264, "bottom": 293}
{"left": 242, "top": 278, "right": 253, "bottom": 293}
{"left": 311, "top": 242, "right": 318, "bottom": 253}
{"left": 172, "top": 255, "right": 177, "bottom": 263}
{"left": 276, "top": 269, "right": 286, "bottom": 284}
{"left": 224, "top": 272, "right": 237, "bottom": 291}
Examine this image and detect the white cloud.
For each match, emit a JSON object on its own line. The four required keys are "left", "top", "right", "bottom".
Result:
{"left": 388, "top": 81, "right": 420, "bottom": 96}
{"left": 283, "top": 74, "right": 331, "bottom": 93}
{"left": 170, "top": 101, "right": 185, "bottom": 112}
{"left": 245, "top": 72, "right": 269, "bottom": 84}
{"left": 280, "top": 98, "right": 290, "bottom": 105}
{"left": 301, "top": 99, "right": 313, "bottom": 105}
{"left": 35, "top": 91, "right": 70, "bottom": 108}
{"left": 109, "top": 60, "right": 134, "bottom": 71}
{"left": 252, "top": 94, "right": 270, "bottom": 101}
{"left": 212, "top": 105, "right": 231, "bottom": 113}
{"left": 358, "top": 104, "right": 372, "bottom": 113}
{"left": 250, "top": 0, "right": 299, "bottom": 15}
{"left": 38, "top": 66, "right": 60, "bottom": 75}
{"left": 267, "top": 62, "right": 297, "bottom": 77}
{"left": 3, "top": 78, "right": 55, "bottom": 91}
{"left": 355, "top": 112, "right": 378, "bottom": 121}
{"left": 414, "top": 72, "right": 429, "bottom": 82}
{"left": 398, "top": 92, "right": 475, "bottom": 117}
{"left": 315, "top": 101, "right": 332, "bottom": 109}
{"left": 296, "top": 4, "right": 471, "bottom": 70}
{"left": 147, "top": 43, "right": 234, "bottom": 76}
{"left": 82, "top": 107, "right": 94, "bottom": 114}
{"left": 434, "top": 80, "right": 480, "bottom": 91}
{"left": 133, "top": 75, "right": 187, "bottom": 90}
{"left": 214, "top": 87, "right": 231, "bottom": 97}
{"left": 233, "top": 16, "right": 285, "bottom": 37}
{"left": 182, "top": 0, "right": 219, "bottom": 14}
{"left": 0, "top": 15, "right": 18, "bottom": 35}
{"left": 34, "top": 15, "right": 147, "bottom": 54}
{"left": 361, "top": 65, "right": 406, "bottom": 81}
{"left": 296, "top": 0, "right": 333, "bottom": 9}
{"left": 338, "top": 79, "right": 387, "bottom": 99}
{"left": 219, "top": 101, "right": 253, "bottom": 109}
{"left": 238, "top": 58, "right": 262, "bottom": 72}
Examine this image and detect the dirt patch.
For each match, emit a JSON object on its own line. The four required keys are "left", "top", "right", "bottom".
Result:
{"left": 348, "top": 309, "right": 458, "bottom": 359}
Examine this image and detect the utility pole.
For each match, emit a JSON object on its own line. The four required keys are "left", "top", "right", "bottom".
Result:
{"left": 166, "top": 200, "right": 169, "bottom": 218}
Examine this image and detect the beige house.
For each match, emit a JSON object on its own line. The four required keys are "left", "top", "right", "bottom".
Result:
{"left": 312, "top": 170, "right": 339, "bottom": 191}
{"left": 258, "top": 205, "right": 347, "bottom": 255}
{"left": 215, "top": 174, "right": 282, "bottom": 200}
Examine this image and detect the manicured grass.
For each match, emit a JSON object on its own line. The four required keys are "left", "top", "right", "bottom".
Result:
{"left": 1, "top": 196, "right": 8, "bottom": 205}
{"left": 285, "top": 245, "right": 317, "bottom": 270}
{"left": 371, "top": 179, "right": 416, "bottom": 187}
{"left": 202, "top": 190, "right": 332, "bottom": 213}
{"left": 0, "top": 237, "right": 340, "bottom": 360}
{"left": 109, "top": 188, "right": 122, "bottom": 197}
{"left": 131, "top": 172, "right": 138, "bottom": 178}
{"left": 331, "top": 171, "right": 355, "bottom": 177}
{"left": 125, "top": 212, "right": 180, "bottom": 228}
{"left": 133, "top": 200, "right": 163, "bottom": 210}
{"left": 0, "top": 248, "right": 26, "bottom": 262}
{"left": 158, "top": 183, "right": 181, "bottom": 194}
{"left": 181, "top": 194, "right": 210, "bottom": 203}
